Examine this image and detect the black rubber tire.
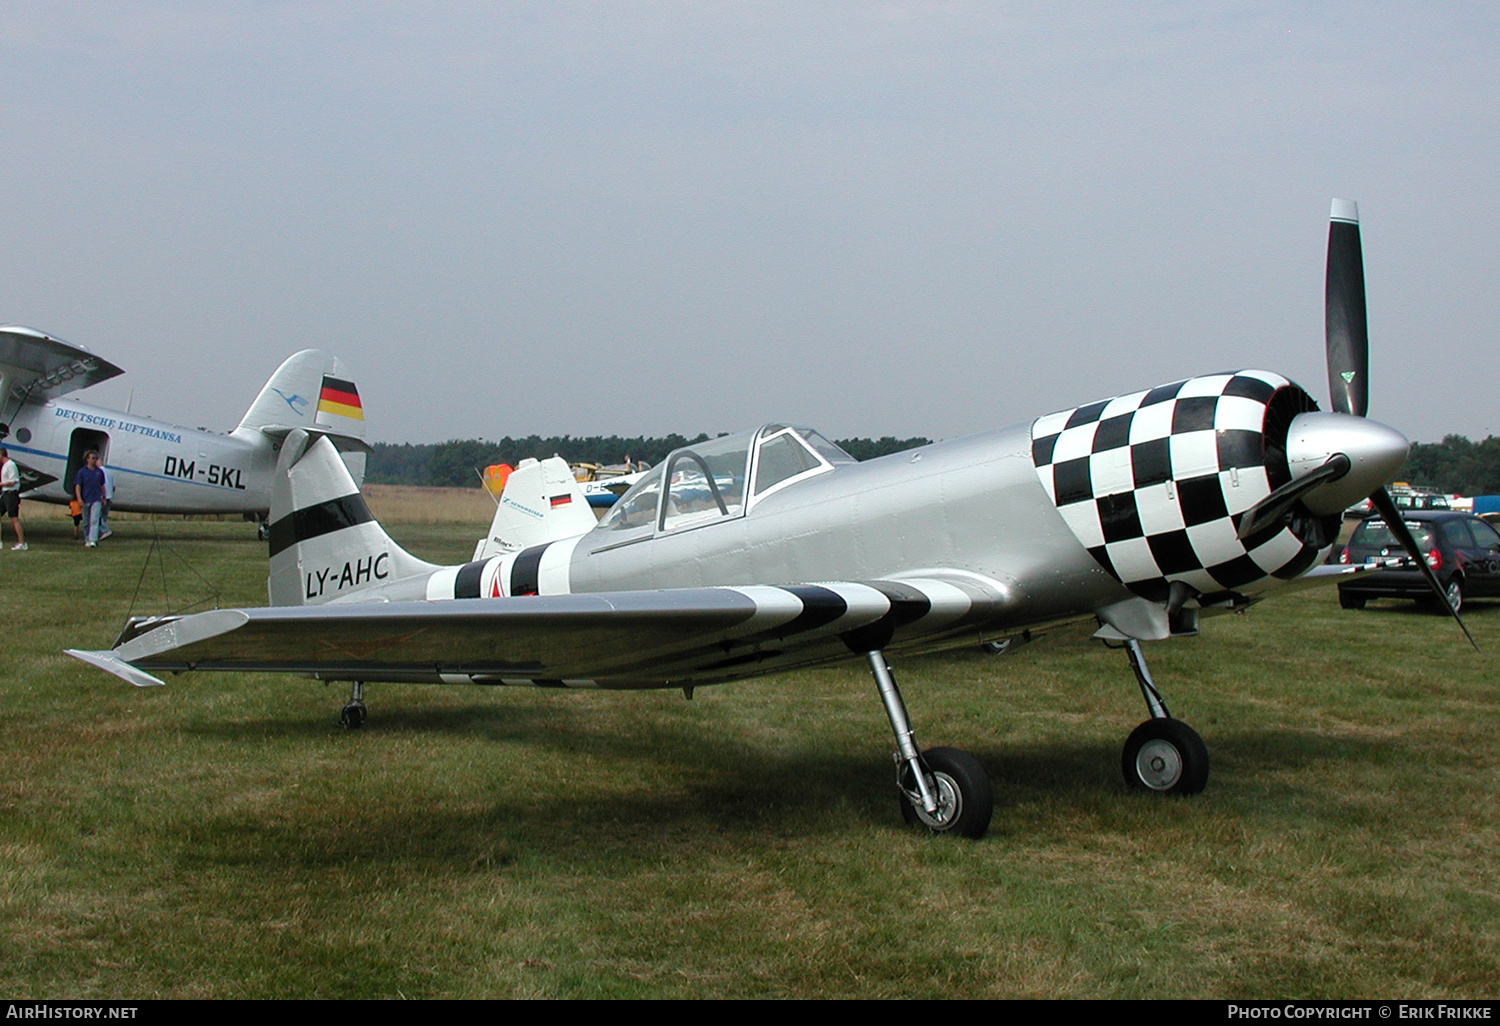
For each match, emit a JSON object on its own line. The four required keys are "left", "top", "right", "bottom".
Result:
{"left": 1338, "top": 589, "right": 1366, "bottom": 610}
{"left": 899, "top": 746, "right": 993, "bottom": 839}
{"left": 1121, "top": 718, "right": 1209, "bottom": 795}
{"left": 1443, "top": 576, "right": 1463, "bottom": 615}
{"left": 340, "top": 704, "right": 366, "bottom": 730}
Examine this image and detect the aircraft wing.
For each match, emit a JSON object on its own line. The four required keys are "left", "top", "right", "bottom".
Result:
{"left": 0, "top": 326, "right": 125, "bottom": 403}
{"left": 68, "top": 578, "right": 1015, "bottom": 689}
{"left": 1270, "top": 559, "right": 1409, "bottom": 592}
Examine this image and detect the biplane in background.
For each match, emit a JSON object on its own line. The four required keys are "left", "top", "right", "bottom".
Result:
{"left": 0, "top": 328, "right": 367, "bottom": 535}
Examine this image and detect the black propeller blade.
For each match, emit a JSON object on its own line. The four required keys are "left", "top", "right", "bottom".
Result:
{"left": 1311, "top": 201, "right": 1476, "bottom": 648}
{"left": 1237, "top": 454, "right": 1349, "bottom": 540}
{"left": 1326, "top": 199, "right": 1369, "bottom": 418}
{"left": 1367, "top": 488, "right": 1479, "bottom": 651}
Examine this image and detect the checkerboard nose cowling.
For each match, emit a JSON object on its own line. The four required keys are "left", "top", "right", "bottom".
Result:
{"left": 1030, "top": 371, "right": 1332, "bottom": 604}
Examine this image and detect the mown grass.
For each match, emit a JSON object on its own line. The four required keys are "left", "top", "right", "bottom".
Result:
{"left": 1, "top": 509, "right": 1497, "bottom": 999}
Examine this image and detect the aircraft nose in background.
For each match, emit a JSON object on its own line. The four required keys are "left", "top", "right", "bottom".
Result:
{"left": 1284, "top": 411, "right": 1409, "bottom": 516}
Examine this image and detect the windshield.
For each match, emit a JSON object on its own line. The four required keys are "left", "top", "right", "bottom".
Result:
{"left": 1350, "top": 520, "right": 1437, "bottom": 551}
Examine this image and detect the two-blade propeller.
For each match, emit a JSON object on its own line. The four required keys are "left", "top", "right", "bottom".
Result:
{"left": 1237, "top": 200, "right": 1477, "bottom": 650}
{"left": 1325, "top": 198, "right": 1370, "bottom": 418}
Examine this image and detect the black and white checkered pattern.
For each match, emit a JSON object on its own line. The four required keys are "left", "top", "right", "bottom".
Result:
{"left": 1030, "top": 370, "right": 1325, "bottom": 602}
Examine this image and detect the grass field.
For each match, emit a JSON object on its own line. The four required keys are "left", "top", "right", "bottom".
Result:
{"left": 2, "top": 502, "right": 1498, "bottom": 999}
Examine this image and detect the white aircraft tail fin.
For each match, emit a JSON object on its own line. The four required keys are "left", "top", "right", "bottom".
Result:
{"left": 267, "top": 430, "right": 437, "bottom": 606}
{"left": 236, "top": 349, "right": 368, "bottom": 485}
{"left": 473, "top": 456, "right": 596, "bottom": 559}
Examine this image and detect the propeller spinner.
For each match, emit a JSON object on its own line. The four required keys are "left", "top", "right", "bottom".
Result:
{"left": 1238, "top": 201, "right": 1476, "bottom": 649}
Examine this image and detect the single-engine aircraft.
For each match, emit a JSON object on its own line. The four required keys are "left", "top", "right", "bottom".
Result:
{"left": 0, "top": 329, "right": 367, "bottom": 535}
{"left": 69, "top": 202, "right": 1466, "bottom": 840}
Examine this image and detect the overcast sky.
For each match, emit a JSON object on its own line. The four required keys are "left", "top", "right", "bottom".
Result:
{"left": 2, "top": 2, "right": 1495, "bottom": 445}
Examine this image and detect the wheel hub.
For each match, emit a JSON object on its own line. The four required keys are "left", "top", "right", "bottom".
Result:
{"left": 1134, "top": 740, "right": 1183, "bottom": 790}
{"left": 910, "top": 772, "right": 961, "bottom": 830}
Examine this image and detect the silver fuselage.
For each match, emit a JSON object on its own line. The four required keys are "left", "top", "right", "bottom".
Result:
{"left": 566, "top": 424, "right": 1115, "bottom": 622}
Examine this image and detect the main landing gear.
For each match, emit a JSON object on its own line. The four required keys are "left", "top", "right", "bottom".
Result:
{"left": 1115, "top": 639, "right": 1208, "bottom": 795}
{"left": 247, "top": 512, "right": 271, "bottom": 541}
{"left": 340, "top": 681, "right": 367, "bottom": 729}
{"left": 866, "top": 650, "right": 993, "bottom": 838}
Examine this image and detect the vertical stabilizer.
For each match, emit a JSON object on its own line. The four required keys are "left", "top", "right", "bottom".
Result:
{"left": 473, "top": 456, "right": 596, "bottom": 559}
{"left": 267, "top": 430, "right": 437, "bottom": 606}
{"left": 235, "top": 349, "right": 367, "bottom": 484}
{"left": 313, "top": 369, "right": 366, "bottom": 482}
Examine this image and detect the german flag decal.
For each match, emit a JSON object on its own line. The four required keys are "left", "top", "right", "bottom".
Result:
{"left": 317, "top": 376, "right": 363, "bottom": 420}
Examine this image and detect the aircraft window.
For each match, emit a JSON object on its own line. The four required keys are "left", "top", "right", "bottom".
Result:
{"left": 658, "top": 432, "right": 751, "bottom": 532}
{"left": 746, "top": 425, "right": 849, "bottom": 507}
{"left": 753, "top": 431, "right": 823, "bottom": 496}
{"left": 796, "top": 428, "right": 856, "bottom": 467}
{"left": 597, "top": 466, "right": 664, "bottom": 531}
{"left": 602, "top": 426, "right": 842, "bottom": 531}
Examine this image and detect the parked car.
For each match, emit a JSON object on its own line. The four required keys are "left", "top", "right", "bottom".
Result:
{"left": 1393, "top": 492, "right": 1451, "bottom": 511}
{"left": 1345, "top": 487, "right": 1452, "bottom": 518}
{"left": 1336, "top": 510, "right": 1500, "bottom": 613}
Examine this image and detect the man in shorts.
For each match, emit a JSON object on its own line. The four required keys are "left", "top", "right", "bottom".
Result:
{"left": 0, "top": 448, "right": 26, "bottom": 550}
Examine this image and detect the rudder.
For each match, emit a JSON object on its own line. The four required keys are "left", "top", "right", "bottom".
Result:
{"left": 267, "top": 430, "right": 436, "bottom": 606}
{"left": 473, "top": 456, "right": 596, "bottom": 559}
{"left": 236, "top": 350, "right": 367, "bottom": 483}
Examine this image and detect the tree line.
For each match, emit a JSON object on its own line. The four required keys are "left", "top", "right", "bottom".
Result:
{"left": 368, "top": 432, "right": 1500, "bottom": 495}
{"left": 366, "top": 434, "right": 933, "bottom": 488}
{"left": 1401, "top": 435, "right": 1500, "bottom": 497}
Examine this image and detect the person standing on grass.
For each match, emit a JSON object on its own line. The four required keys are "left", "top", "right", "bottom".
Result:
{"left": 0, "top": 448, "right": 25, "bottom": 550}
{"left": 98, "top": 457, "right": 114, "bottom": 540}
{"left": 74, "top": 450, "right": 106, "bottom": 548}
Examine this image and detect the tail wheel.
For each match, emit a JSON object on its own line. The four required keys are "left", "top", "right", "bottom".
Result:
{"left": 1122, "top": 719, "right": 1209, "bottom": 795}
{"left": 899, "top": 747, "right": 993, "bottom": 839}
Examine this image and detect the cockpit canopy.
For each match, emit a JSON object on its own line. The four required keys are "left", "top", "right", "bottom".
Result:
{"left": 598, "top": 424, "right": 854, "bottom": 534}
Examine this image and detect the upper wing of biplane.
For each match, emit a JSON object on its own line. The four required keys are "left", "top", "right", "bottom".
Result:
{"left": 0, "top": 325, "right": 125, "bottom": 404}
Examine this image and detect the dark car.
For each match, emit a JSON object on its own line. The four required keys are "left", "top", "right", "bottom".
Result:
{"left": 1337, "top": 510, "right": 1500, "bottom": 613}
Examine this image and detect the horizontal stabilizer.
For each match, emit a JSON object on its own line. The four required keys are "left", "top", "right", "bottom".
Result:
{"left": 256, "top": 424, "right": 373, "bottom": 453}
{"left": 65, "top": 649, "right": 167, "bottom": 688}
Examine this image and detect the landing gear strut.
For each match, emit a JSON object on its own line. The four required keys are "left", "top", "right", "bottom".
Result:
{"left": 1116, "top": 639, "right": 1208, "bottom": 794}
{"left": 867, "top": 651, "right": 993, "bottom": 838}
{"left": 340, "top": 681, "right": 367, "bottom": 729}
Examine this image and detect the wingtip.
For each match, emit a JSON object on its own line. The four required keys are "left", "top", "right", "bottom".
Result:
{"left": 1330, "top": 198, "right": 1359, "bottom": 224}
{"left": 66, "top": 649, "right": 167, "bottom": 688}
